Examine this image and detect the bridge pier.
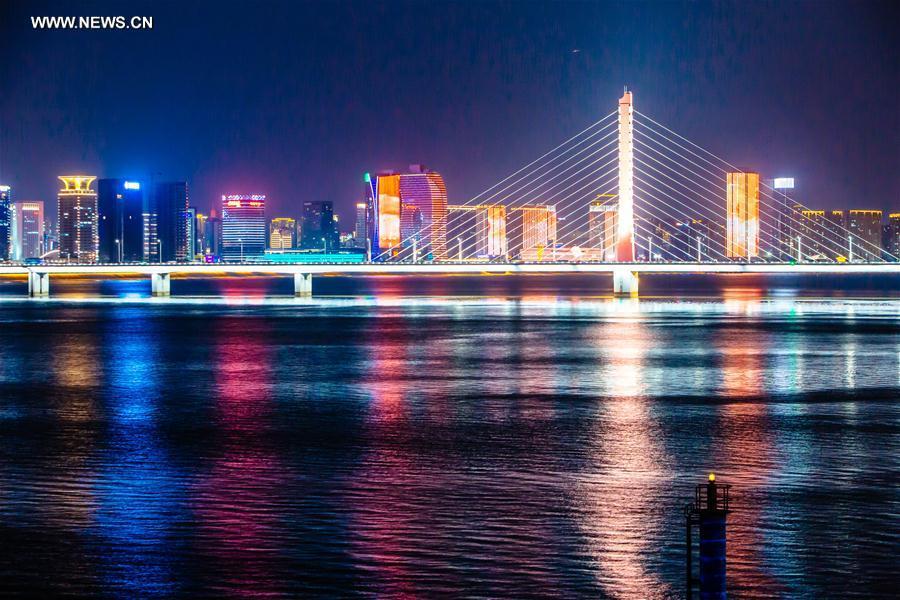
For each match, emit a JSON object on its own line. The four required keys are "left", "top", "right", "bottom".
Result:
{"left": 613, "top": 268, "right": 639, "bottom": 296}
{"left": 151, "top": 272, "right": 171, "bottom": 297}
{"left": 294, "top": 272, "right": 312, "bottom": 297}
{"left": 28, "top": 271, "right": 50, "bottom": 297}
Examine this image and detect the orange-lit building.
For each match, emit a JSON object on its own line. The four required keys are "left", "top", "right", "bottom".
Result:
{"left": 475, "top": 205, "right": 507, "bottom": 258}
{"left": 511, "top": 205, "right": 556, "bottom": 258}
{"left": 726, "top": 172, "right": 760, "bottom": 258}
{"left": 366, "top": 166, "right": 448, "bottom": 260}
{"left": 269, "top": 217, "right": 296, "bottom": 249}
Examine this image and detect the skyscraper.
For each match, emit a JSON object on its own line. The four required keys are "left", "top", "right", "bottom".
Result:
{"left": 446, "top": 205, "right": 476, "bottom": 260}
{"left": 399, "top": 166, "right": 448, "bottom": 260}
{"left": 58, "top": 175, "right": 98, "bottom": 262}
{"left": 270, "top": 217, "right": 297, "bottom": 249}
{"left": 98, "top": 179, "right": 144, "bottom": 262}
{"left": 300, "top": 201, "right": 339, "bottom": 251}
{"left": 887, "top": 213, "right": 900, "bottom": 259}
{"left": 185, "top": 207, "right": 197, "bottom": 260}
{"left": 354, "top": 202, "right": 367, "bottom": 248}
{"left": 152, "top": 182, "right": 189, "bottom": 262}
{"left": 511, "top": 205, "right": 557, "bottom": 259}
{"left": 222, "top": 194, "right": 266, "bottom": 261}
{"left": 770, "top": 178, "right": 796, "bottom": 260}
{"left": 798, "top": 210, "right": 828, "bottom": 259}
{"left": 588, "top": 200, "right": 618, "bottom": 260}
{"left": 205, "top": 209, "right": 223, "bottom": 257}
{"left": 195, "top": 212, "right": 208, "bottom": 256}
{"left": 365, "top": 167, "right": 448, "bottom": 260}
{"left": 847, "top": 210, "right": 882, "bottom": 260}
{"left": 726, "top": 171, "right": 760, "bottom": 259}
{"left": 12, "top": 201, "right": 45, "bottom": 259}
{"left": 475, "top": 205, "right": 507, "bottom": 258}
{"left": 0, "top": 185, "right": 10, "bottom": 261}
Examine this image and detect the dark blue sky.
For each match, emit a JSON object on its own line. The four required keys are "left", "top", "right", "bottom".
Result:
{"left": 1, "top": 0, "right": 898, "bottom": 225}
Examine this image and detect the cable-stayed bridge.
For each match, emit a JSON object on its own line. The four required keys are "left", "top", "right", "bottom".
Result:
{"left": 3, "top": 91, "right": 899, "bottom": 297}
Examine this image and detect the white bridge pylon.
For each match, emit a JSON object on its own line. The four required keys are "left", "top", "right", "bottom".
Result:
{"left": 616, "top": 88, "right": 635, "bottom": 263}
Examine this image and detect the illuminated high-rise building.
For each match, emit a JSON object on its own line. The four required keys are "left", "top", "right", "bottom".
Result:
{"left": 847, "top": 210, "right": 883, "bottom": 260}
{"left": 222, "top": 194, "right": 266, "bottom": 261}
{"left": 588, "top": 199, "right": 617, "bottom": 260}
{"left": 204, "top": 209, "right": 223, "bottom": 257}
{"left": 0, "top": 185, "right": 10, "bottom": 260}
{"left": 153, "top": 182, "right": 189, "bottom": 261}
{"left": 446, "top": 205, "right": 476, "bottom": 259}
{"left": 11, "top": 201, "right": 45, "bottom": 259}
{"left": 770, "top": 178, "right": 796, "bottom": 260}
{"left": 887, "top": 213, "right": 900, "bottom": 259}
{"left": 399, "top": 166, "right": 448, "bottom": 260}
{"left": 299, "top": 201, "right": 339, "bottom": 251}
{"left": 98, "top": 179, "right": 144, "bottom": 262}
{"left": 475, "top": 205, "right": 507, "bottom": 258}
{"left": 354, "top": 202, "right": 367, "bottom": 245}
{"left": 185, "top": 207, "right": 197, "bottom": 259}
{"left": 669, "top": 219, "right": 712, "bottom": 261}
{"left": 366, "top": 166, "right": 448, "bottom": 260}
{"left": 269, "top": 217, "right": 297, "bottom": 249}
{"left": 511, "top": 205, "right": 557, "bottom": 259}
{"left": 57, "top": 175, "right": 98, "bottom": 262}
{"left": 726, "top": 171, "right": 760, "bottom": 258}
{"left": 798, "top": 210, "right": 828, "bottom": 259}
{"left": 195, "top": 212, "right": 208, "bottom": 257}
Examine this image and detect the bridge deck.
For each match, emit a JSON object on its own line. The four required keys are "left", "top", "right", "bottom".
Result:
{"left": 2, "top": 262, "right": 900, "bottom": 276}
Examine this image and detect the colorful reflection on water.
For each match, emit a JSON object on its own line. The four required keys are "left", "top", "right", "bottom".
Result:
{"left": 0, "top": 286, "right": 898, "bottom": 598}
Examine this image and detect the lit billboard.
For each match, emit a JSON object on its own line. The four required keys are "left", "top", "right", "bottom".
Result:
{"left": 773, "top": 177, "right": 794, "bottom": 189}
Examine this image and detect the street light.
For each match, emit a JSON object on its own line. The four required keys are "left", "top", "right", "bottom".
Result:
{"left": 114, "top": 239, "right": 120, "bottom": 263}
{"left": 158, "top": 239, "right": 163, "bottom": 263}
{"left": 238, "top": 238, "right": 244, "bottom": 263}
{"left": 848, "top": 235, "right": 854, "bottom": 262}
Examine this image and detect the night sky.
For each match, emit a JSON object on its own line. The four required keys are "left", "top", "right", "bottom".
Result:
{"left": 1, "top": 0, "right": 898, "bottom": 225}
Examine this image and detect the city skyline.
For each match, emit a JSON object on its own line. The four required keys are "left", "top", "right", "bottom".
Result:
{"left": 1, "top": 1, "right": 898, "bottom": 226}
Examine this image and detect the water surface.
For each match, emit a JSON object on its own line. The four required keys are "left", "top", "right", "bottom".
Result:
{"left": 0, "top": 276, "right": 898, "bottom": 598}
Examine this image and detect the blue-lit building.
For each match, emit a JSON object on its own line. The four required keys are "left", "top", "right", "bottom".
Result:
{"left": 186, "top": 206, "right": 197, "bottom": 259}
{"left": 0, "top": 185, "right": 10, "bottom": 261}
{"left": 222, "top": 194, "right": 266, "bottom": 261}
{"left": 98, "top": 179, "right": 144, "bottom": 262}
